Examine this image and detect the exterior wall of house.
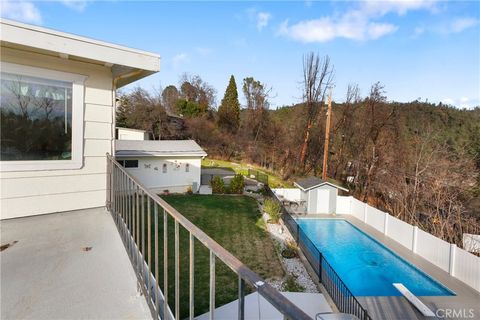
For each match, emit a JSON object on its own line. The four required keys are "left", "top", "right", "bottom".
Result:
{"left": 117, "top": 128, "right": 148, "bottom": 141}
{"left": 118, "top": 156, "right": 202, "bottom": 193}
{"left": 1, "top": 46, "right": 114, "bottom": 219}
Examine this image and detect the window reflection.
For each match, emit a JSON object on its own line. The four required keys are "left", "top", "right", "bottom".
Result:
{"left": 0, "top": 73, "right": 72, "bottom": 161}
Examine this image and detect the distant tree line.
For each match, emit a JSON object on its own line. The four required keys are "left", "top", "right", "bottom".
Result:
{"left": 116, "top": 53, "right": 480, "bottom": 250}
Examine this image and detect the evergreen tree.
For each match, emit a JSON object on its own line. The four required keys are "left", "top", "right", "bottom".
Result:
{"left": 217, "top": 75, "right": 240, "bottom": 133}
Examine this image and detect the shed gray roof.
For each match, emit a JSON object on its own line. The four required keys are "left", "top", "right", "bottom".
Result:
{"left": 294, "top": 177, "right": 348, "bottom": 192}
{"left": 115, "top": 140, "right": 207, "bottom": 157}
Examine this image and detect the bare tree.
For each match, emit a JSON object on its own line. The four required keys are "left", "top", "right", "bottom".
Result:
{"left": 299, "top": 53, "right": 334, "bottom": 169}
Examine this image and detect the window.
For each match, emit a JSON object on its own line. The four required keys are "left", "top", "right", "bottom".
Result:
{"left": 0, "top": 62, "right": 86, "bottom": 171}
{"left": 162, "top": 163, "right": 167, "bottom": 173}
{"left": 124, "top": 160, "right": 138, "bottom": 168}
{"left": 185, "top": 163, "right": 190, "bottom": 172}
{"left": 117, "top": 160, "right": 138, "bottom": 168}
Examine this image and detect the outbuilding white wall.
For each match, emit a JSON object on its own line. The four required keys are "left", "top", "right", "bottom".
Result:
{"left": 1, "top": 46, "right": 114, "bottom": 219}
{"left": 305, "top": 185, "right": 338, "bottom": 214}
{"left": 117, "top": 128, "right": 148, "bottom": 141}
{"left": 118, "top": 157, "right": 201, "bottom": 193}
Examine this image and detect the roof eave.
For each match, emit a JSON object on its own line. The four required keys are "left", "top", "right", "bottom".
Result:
{"left": 116, "top": 152, "right": 207, "bottom": 158}
{"left": 294, "top": 181, "right": 349, "bottom": 192}
{"left": 0, "top": 19, "right": 160, "bottom": 88}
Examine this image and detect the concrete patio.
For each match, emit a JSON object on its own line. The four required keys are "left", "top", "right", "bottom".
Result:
{"left": 0, "top": 207, "right": 151, "bottom": 320}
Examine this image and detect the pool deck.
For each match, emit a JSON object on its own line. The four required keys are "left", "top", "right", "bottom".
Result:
{"left": 296, "top": 214, "right": 480, "bottom": 320}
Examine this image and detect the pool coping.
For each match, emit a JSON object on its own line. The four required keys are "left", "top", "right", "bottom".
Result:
{"left": 293, "top": 214, "right": 480, "bottom": 320}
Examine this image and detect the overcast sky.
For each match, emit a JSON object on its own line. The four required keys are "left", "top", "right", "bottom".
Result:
{"left": 1, "top": 0, "right": 479, "bottom": 109}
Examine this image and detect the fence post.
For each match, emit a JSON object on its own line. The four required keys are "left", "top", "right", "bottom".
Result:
{"left": 296, "top": 224, "right": 299, "bottom": 243}
{"left": 412, "top": 226, "right": 418, "bottom": 253}
{"left": 449, "top": 244, "right": 457, "bottom": 276}
{"left": 318, "top": 253, "right": 323, "bottom": 282}
{"left": 349, "top": 196, "right": 353, "bottom": 215}
{"left": 384, "top": 212, "right": 389, "bottom": 235}
{"left": 363, "top": 204, "right": 368, "bottom": 224}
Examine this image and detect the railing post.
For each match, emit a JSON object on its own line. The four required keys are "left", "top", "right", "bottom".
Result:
{"left": 175, "top": 221, "right": 180, "bottom": 320}
{"left": 209, "top": 250, "right": 216, "bottom": 320}
{"left": 147, "top": 198, "right": 152, "bottom": 298}
{"left": 142, "top": 191, "right": 145, "bottom": 259}
{"left": 106, "top": 154, "right": 112, "bottom": 210}
{"left": 154, "top": 204, "right": 159, "bottom": 320}
{"left": 163, "top": 209, "right": 168, "bottom": 320}
{"left": 238, "top": 276, "right": 245, "bottom": 320}
{"left": 189, "top": 233, "right": 195, "bottom": 320}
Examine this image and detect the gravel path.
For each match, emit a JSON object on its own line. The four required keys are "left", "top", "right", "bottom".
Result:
{"left": 261, "top": 211, "right": 319, "bottom": 293}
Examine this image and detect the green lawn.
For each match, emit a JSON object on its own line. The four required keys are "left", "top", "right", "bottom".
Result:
{"left": 201, "top": 158, "right": 293, "bottom": 188}
{"left": 152, "top": 195, "right": 284, "bottom": 318}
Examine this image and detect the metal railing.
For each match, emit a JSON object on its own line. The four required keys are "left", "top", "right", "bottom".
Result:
{"left": 247, "top": 169, "right": 269, "bottom": 186}
{"left": 106, "top": 154, "right": 311, "bottom": 320}
{"left": 266, "top": 187, "right": 372, "bottom": 320}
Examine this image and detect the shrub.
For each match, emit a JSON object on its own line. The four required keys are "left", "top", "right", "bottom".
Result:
{"left": 281, "top": 240, "right": 298, "bottom": 259}
{"left": 281, "top": 275, "right": 305, "bottom": 292}
{"left": 264, "top": 198, "right": 281, "bottom": 223}
{"left": 210, "top": 176, "right": 225, "bottom": 194}
{"left": 229, "top": 174, "right": 245, "bottom": 194}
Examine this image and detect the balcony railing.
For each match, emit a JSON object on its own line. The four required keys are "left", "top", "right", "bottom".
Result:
{"left": 106, "top": 154, "right": 312, "bottom": 320}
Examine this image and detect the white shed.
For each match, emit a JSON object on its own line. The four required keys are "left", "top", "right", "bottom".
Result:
{"left": 294, "top": 177, "right": 348, "bottom": 214}
{"left": 115, "top": 140, "right": 207, "bottom": 193}
{"left": 0, "top": 19, "right": 160, "bottom": 219}
{"left": 116, "top": 127, "right": 149, "bottom": 141}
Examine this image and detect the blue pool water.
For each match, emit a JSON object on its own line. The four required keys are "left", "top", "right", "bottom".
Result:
{"left": 296, "top": 219, "right": 455, "bottom": 296}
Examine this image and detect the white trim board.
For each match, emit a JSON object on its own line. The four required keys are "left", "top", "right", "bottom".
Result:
{"left": 1, "top": 18, "right": 160, "bottom": 72}
{"left": 0, "top": 62, "right": 87, "bottom": 172}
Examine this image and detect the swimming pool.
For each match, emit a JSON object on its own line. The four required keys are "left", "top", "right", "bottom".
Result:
{"left": 296, "top": 218, "right": 454, "bottom": 296}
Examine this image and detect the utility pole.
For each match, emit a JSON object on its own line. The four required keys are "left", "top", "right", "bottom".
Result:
{"left": 322, "top": 87, "right": 333, "bottom": 181}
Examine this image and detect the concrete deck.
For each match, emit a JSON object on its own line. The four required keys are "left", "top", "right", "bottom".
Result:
{"left": 298, "top": 214, "right": 480, "bottom": 320}
{"left": 196, "top": 292, "right": 334, "bottom": 320}
{"left": 0, "top": 207, "right": 152, "bottom": 320}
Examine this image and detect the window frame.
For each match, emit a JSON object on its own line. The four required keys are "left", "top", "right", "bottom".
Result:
{"left": 0, "top": 62, "right": 87, "bottom": 172}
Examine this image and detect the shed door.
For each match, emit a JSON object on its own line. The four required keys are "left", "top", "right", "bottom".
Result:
{"left": 316, "top": 189, "right": 330, "bottom": 214}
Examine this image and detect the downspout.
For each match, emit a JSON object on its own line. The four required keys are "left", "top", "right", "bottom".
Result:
{"left": 111, "top": 69, "right": 145, "bottom": 157}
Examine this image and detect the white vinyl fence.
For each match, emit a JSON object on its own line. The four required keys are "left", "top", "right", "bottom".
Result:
{"left": 336, "top": 196, "right": 351, "bottom": 214}
{"left": 337, "top": 196, "right": 480, "bottom": 293}
{"left": 271, "top": 188, "right": 301, "bottom": 201}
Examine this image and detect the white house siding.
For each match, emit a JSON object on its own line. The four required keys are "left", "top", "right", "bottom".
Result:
{"left": 1, "top": 47, "right": 113, "bottom": 219}
{"left": 117, "top": 128, "right": 148, "bottom": 140}
{"left": 118, "top": 157, "right": 201, "bottom": 193}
